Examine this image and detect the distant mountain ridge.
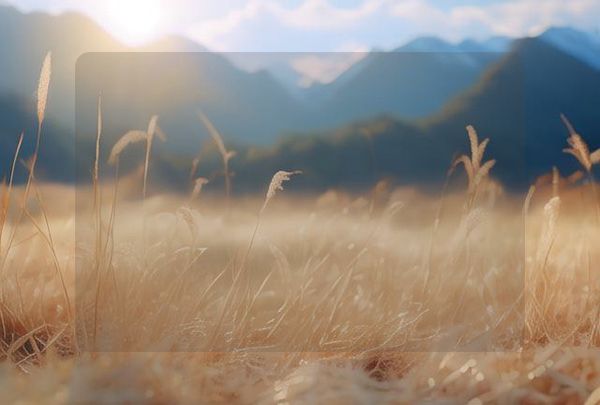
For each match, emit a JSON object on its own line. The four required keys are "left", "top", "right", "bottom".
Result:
{"left": 0, "top": 4, "right": 599, "bottom": 192}
{"left": 540, "top": 27, "right": 600, "bottom": 70}
{"left": 210, "top": 36, "right": 600, "bottom": 192}
{"left": 302, "top": 36, "right": 509, "bottom": 126}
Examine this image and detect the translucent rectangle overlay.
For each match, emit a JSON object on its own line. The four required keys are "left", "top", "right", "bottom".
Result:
{"left": 75, "top": 52, "right": 525, "bottom": 353}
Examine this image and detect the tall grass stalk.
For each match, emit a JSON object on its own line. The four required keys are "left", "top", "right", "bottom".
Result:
{"left": 450, "top": 125, "right": 496, "bottom": 212}
{"left": 561, "top": 114, "right": 600, "bottom": 223}
{"left": 198, "top": 111, "right": 236, "bottom": 203}
{"left": 92, "top": 95, "right": 103, "bottom": 350}
{"left": 0, "top": 133, "right": 23, "bottom": 254}
{"left": 209, "top": 170, "right": 300, "bottom": 348}
{"left": 142, "top": 115, "right": 161, "bottom": 201}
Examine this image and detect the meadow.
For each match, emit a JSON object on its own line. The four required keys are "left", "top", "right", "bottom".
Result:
{"left": 1, "top": 53, "right": 600, "bottom": 404}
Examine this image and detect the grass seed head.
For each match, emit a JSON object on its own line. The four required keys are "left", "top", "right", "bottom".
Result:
{"left": 561, "top": 114, "right": 596, "bottom": 172}
{"left": 261, "top": 170, "right": 302, "bottom": 213}
{"left": 37, "top": 52, "right": 51, "bottom": 126}
{"left": 190, "top": 177, "right": 209, "bottom": 201}
{"left": 108, "top": 130, "right": 148, "bottom": 165}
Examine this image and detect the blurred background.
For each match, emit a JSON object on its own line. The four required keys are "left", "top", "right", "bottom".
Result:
{"left": 0, "top": 0, "right": 599, "bottom": 193}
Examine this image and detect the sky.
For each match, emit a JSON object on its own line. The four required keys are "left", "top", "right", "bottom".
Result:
{"left": 4, "top": 0, "right": 600, "bottom": 86}
{"left": 5, "top": 0, "right": 600, "bottom": 52}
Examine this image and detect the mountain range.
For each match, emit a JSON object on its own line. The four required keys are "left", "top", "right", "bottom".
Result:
{"left": 0, "top": 4, "right": 599, "bottom": 191}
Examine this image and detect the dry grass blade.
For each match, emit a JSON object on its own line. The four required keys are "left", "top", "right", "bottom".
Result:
{"left": 536, "top": 196, "right": 561, "bottom": 265}
{"left": 450, "top": 156, "right": 473, "bottom": 184}
{"left": 560, "top": 113, "right": 577, "bottom": 136}
{"left": 190, "top": 177, "right": 209, "bottom": 201}
{"left": 190, "top": 157, "right": 201, "bottom": 180}
{"left": 584, "top": 386, "right": 600, "bottom": 405}
{"left": 476, "top": 138, "right": 490, "bottom": 169}
{"left": 560, "top": 115, "right": 600, "bottom": 222}
{"left": 147, "top": 115, "right": 158, "bottom": 138}
{"left": 143, "top": 115, "right": 161, "bottom": 199}
{"left": 561, "top": 114, "right": 593, "bottom": 172}
{"left": 472, "top": 159, "right": 496, "bottom": 192}
{"left": 0, "top": 180, "right": 7, "bottom": 236}
{"left": 94, "top": 96, "right": 102, "bottom": 181}
{"left": 198, "top": 111, "right": 229, "bottom": 161}
{"left": 108, "top": 130, "right": 148, "bottom": 165}
{"left": 261, "top": 170, "right": 302, "bottom": 213}
{"left": 37, "top": 52, "right": 51, "bottom": 126}
{"left": 452, "top": 126, "right": 495, "bottom": 199}
{"left": 466, "top": 125, "right": 479, "bottom": 163}
{"left": 564, "top": 135, "right": 592, "bottom": 172}
{"left": 591, "top": 149, "right": 600, "bottom": 165}
{"left": 0, "top": 133, "right": 24, "bottom": 248}
{"left": 155, "top": 125, "right": 167, "bottom": 142}
{"left": 198, "top": 110, "right": 235, "bottom": 199}
{"left": 552, "top": 166, "right": 559, "bottom": 197}
{"left": 523, "top": 185, "right": 536, "bottom": 217}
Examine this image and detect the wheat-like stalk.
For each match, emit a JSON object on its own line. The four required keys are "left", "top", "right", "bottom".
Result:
{"left": 198, "top": 111, "right": 236, "bottom": 199}
{"left": 92, "top": 95, "right": 103, "bottom": 349}
{"left": 585, "top": 387, "right": 600, "bottom": 405}
{"left": 0, "top": 180, "right": 8, "bottom": 247}
{"left": 261, "top": 170, "right": 302, "bottom": 214}
{"left": 108, "top": 130, "right": 147, "bottom": 165}
{"left": 536, "top": 196, "right": 561, "bottom": 270}
{"left": 142, "top": 115, "right": 161, "bottom": 200}
{"left": 94, "top": 96, "right": 102, "bottom": 183}
{"left": 523, "top": 185, "right": 536, "bottom": 217}
{"left": 450, "top": 126, "right": 496, "bottom": 204}
{"left": 1, "top": 133, "right": 23, "bottom": 236}
{"left": 4, "top": 52, "right": 53, "bottom": 265}
{"left": 198, "top": 111, "right": 227, "bottom": 160}
{"left": 190, "top": 157, "right": 201, "bottom": 180}
{"left": 190, "top": 177, "right": 209, "bottom": 201}
{"left": 37, "top": 52, "right": 51, "bottom": 128}
{"left": 561, "top": 114, "right": 599, "bottom": 172}
{"left": 552, "top": 167, "right": 559, "bottom": 198}
{"left": 561, "top": 114, "right": 600, "bottom": 222}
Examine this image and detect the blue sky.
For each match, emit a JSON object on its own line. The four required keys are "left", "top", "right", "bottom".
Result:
{"left": 5, "top": 0, "right": 600, "bottom": 51}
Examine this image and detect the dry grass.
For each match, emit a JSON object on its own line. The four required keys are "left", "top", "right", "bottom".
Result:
{"left": 2, "top": 181, "right": 600, "bottom": 403}
{"left": 1, "top": 53, "right": 600, "bottom": 405}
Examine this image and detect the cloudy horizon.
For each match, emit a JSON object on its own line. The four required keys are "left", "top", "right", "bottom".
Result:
{"left": 4, "top": 0, "right": 600, "bottom": 53}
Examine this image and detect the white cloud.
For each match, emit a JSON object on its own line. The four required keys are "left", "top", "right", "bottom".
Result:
{"left": 185, "top": 1, "right": 263, "bottom": 50}
{"left": 10, "top": 0, "right": 600, "bottom": 52}
{"left": 291, "top": 50, "right": 368, "bottom": 87}
{"left": 273, "top": 0, "right": 383, "bottom": 30}
{"left": 185, "top": 0, "right": 383, "bottom": 50}
{"left": 390, "top": 0, "right": 600, "bottom": 40}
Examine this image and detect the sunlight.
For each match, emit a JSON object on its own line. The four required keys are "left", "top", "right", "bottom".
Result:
{"left": 106, "top": 0, "right": 162, "bottom": 45}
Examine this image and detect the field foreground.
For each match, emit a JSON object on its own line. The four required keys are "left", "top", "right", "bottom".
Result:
{"left": 1, "top": 180, "right": 600, "bottom": 404}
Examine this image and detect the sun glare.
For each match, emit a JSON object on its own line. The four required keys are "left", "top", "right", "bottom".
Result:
{"left": 106, "top": 0, "right": 162, "bottom": 46}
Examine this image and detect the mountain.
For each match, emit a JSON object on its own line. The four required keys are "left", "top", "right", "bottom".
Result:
{"left": 139, "top": 35, "right": 209, "bottom": 53}
{"left": 226, "top": 53, "right": 311, "bottom": 99}
{"left": 74, "top": 52, "right": 308, "bottom": 168}
{"left": 0, "top": 6, "right": 126, "bottom": 126}
{"left": 0, "top": 93, "right": 74, "bottom": 182}
{"left": 300, "top": 36, "right": 510, "bottom": 129}
{"left": 1, "top": 3, "right": 599, "bottom": 191}
{"left": 0, "top": 5, "right": 311, "bottom": 182}
{"left": 540, "top": 27, "right": 600, "bottom": 70}
{"left": 184, "top": 37, "right": 600, "bottom": 193}
{"left": 425, "top": 36, "right": 600, "bottom": 186}
{"left": 0, "top": 5, "right": 126, "bottom": 181}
